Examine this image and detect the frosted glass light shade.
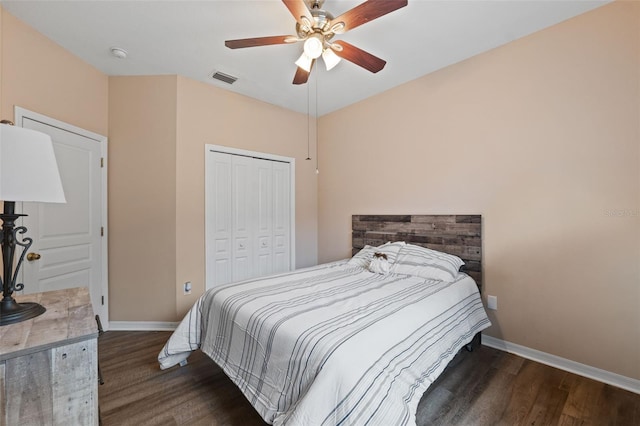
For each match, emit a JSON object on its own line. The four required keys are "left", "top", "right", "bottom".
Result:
{"left": 303, "top": 34, "right": 324, "bottom": 59}
{"left": 322, "top": 48, "right": 341, "bottom": 71}
{"left": 295, "top": 52, "right": 314, "bottom": 72}
{"left": 0, "top": 123, "right": 66, "bottom": 203}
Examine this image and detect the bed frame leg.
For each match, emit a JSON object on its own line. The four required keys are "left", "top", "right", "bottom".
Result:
{"left": 465, "top": 332, "right": 482, "bottom": 352}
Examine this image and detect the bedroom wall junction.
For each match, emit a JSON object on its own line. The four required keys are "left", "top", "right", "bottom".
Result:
{"left": 318, "top": 1, "right": 640, "bottom": 381}
{"left": 109, "top": 74, "right": 318, "bottom": 321}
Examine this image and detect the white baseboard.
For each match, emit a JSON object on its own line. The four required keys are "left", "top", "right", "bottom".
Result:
{"left": 108, "top": 321, "right": 179, "bottom": 332}
{"left": 482, "top": 335, "right": 640, "bottom": 395}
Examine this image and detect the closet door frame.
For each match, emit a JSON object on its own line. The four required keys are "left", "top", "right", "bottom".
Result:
{"left": 204, "top": 144, "right": 296, "bottom": 290}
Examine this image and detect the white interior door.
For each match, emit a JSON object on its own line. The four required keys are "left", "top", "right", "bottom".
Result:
{"left": 16, "top": 109, "right": 108, "bottom": 323}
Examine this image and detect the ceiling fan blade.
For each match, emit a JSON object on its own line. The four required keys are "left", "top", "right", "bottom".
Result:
{"left": 282, "top": 0, "right": 314, "bottom": 25}
{"left": 332, "top": 41, "right": 386, "bottom": 73}
{"left": 293, "top": 60, "right": 314, "bottom": 85}
{"left": 225, "top": 35, "right": 294, "bottom": 49}
{"left": 331, "top": 0, "right": 408, "bottom": 33}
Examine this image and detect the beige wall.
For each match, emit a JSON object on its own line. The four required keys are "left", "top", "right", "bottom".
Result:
{"left": 319, "top": 1, "right": 640, "bottom": 380}
{"left": 174, "top": 76, "right": 317, "bottom": 316}
{"left": 1, "top": 11, "right": 107, "bottom": 135}
{"left": 108, "top": 76, "right": 178, "bottom": 321}
{"left": 108, "top": 75, "right": 317, "bottom": 320}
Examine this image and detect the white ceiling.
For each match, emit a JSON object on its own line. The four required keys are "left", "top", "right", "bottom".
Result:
{"left": 1, "top": 0, "right": 609, "bottom": 116}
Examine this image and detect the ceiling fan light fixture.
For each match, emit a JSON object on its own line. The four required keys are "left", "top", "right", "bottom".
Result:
{"left": 303, "top": 33, "right": 324, "bottom": 59}
{"left": 295, "top": 52, "right": 313, "bottom": 72}
{"left": 322, "top": 48, "right": 341, "bottom": 71}
{"left": 224, "top": 0, "right": 408, "bottom": 85}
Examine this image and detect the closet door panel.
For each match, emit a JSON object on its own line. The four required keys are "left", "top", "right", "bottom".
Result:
{"left": 213, "top": 240, "right": 231, "bottom": 286}
{"left": 272, "top": 162, "right": 291, "bottom": 274}
{"left": 254, "top": 159, "right": 273, "bottom": 277}
{"left": 208, "top": 152, "right": 233, "bottom": 286}
{"left": 232, "top": 156, "right": 253, "bottom": 282}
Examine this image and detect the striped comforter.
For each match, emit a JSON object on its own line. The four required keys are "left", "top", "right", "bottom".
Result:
{"left": 158, "top": 260, "right": 491, "bottom": 426}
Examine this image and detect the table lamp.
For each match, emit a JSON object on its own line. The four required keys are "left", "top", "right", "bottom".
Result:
{"left": 0, "top": 120, "right": 66, "bottom": 326}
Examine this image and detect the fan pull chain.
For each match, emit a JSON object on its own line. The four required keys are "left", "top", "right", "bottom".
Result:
{"left": 306, "top": 77, "right": 311, "bottom": 161}
{"left": 315, "top": 69, "right": 319, "bottom": 175}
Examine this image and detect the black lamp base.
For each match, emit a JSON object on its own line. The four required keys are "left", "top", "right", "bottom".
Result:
{"left": 0, "top": 298, "right": 46, "bottom": 326}
{"left": 1, "top": 200, "right": 46, "bottom": 326}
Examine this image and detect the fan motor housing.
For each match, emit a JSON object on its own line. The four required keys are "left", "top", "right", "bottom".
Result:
{"left": 296, "top": 8, "right": 335, "bottom": 39}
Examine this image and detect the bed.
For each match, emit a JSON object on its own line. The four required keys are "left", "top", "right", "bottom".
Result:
{"left": 158, "top": 215, "right": 490, "bottom": 426}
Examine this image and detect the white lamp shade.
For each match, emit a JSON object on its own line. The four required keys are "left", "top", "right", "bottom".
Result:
{"left": 295, "top": 52, "right": 314, "bottom": 73}
{"left": 0, "top": 123, "right": 66, "bottom": 203}
{"left": 303, "top": 34, "right": 324, "bottom": 59}
{"left": 322, "top": 48, "right": 341, "bottom": 71}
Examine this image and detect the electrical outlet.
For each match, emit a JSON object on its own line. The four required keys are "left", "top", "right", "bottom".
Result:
{"left": 487, "top": 295, "right": 498, "bottom": 310}
{"left": 183, "top": 281, "right": 192, "bottom": 295}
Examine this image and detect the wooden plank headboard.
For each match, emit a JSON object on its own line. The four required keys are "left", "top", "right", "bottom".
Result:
{"left": 352, "top": 215, "right": 482, "bottom": 290}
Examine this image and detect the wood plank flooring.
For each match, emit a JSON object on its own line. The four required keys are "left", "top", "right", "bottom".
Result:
{"left": 98, "top": 331, "right": 640, "bottom": 426}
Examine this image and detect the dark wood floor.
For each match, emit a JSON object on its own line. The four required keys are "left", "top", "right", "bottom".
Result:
{"left": 98, "top": 331, "right": 639, "bottom": 426}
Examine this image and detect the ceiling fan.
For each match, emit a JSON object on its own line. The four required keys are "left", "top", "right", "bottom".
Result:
{"left": 225, "top": 0, "right": 408, "bottom": 85}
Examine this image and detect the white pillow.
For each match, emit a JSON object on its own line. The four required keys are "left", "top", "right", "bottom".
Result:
{"left": 369, "top": 253, "right": 391, "bottom": 275}
{"left": 347, "top": 241, "right": 405, "bottom": 269}
{"left": 348, "top": 245, "right": 376, "bottom": 268}
{"left": 392, "top": 244, "right": 464, "bottom": 282}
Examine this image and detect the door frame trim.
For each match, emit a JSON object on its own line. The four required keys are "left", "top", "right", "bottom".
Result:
{"left": 14, "top": 106, "right": 109, "bottom": 327}
{"left": 204, "top": 144, "right": 296, "bottom": 290}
